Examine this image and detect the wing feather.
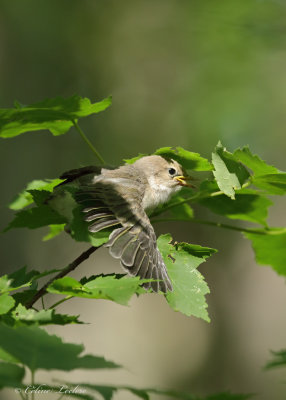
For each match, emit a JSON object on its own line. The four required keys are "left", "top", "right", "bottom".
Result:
{"left": 74, "top": 174, "right": 173, "bottom": 292}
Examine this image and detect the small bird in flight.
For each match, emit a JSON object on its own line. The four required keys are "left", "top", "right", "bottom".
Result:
{"left": 60, "top": 155, "right": 191, "bottom": 293}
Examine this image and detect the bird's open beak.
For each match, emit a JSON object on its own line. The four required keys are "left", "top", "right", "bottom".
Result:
{"left": 174, "top": 175, "right": 195, "bottom": 188}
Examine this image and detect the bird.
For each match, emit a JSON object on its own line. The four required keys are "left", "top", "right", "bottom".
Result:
{"left": 59, "top": 155, "right": 191, "bottom": 293}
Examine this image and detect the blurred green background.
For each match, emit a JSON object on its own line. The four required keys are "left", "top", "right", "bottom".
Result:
{"left": 1, "top": 1, "right": 286, "bottom": 399}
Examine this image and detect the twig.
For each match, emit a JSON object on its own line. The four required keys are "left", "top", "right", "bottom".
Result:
{"left": 152, "top": 217, "right": 284, "bottom": 235}
{"left": 25, "top": 246, "right": 99, "bottom": 309}
{"left": 72, "top": 119, "right": 106, "bottom": 164}
{"left": 150, "top": 181, "right": 252, "bottom": 219}
{"left": 31, "top": 371, "right": 35, "bottom": 400}
{"left": 49, "top": 295, "right": 73, "bottom": 310}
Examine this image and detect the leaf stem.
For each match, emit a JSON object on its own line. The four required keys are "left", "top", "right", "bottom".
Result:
{"left": 41, "top": 296, "right": 45, "bottom": 310}
{"left": 25, "top": 246, "right": 99, "bottom": 309}
{"left": 151, "top": 180, "right": 251, "bottom": 219}
{"left": 49, "top": 295, "right": 73, "bottom": 310}
{"left": 18, "top": 391, "right": 26, "bottom": 400}
{"left": 72, "top": 119, "right": 106, "bottom": 164}
{"left": 31, "top": 371, "right": 35, "bottom": 400}
{"left": 150, "top": 193, "right": 200, "bottom": 218}
{"left": 152, "top": 217, "right": 273, "bottom": 235}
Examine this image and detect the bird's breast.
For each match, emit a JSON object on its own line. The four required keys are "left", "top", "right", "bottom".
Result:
{"left": 142, "top": 177, "right": 175, "bottom": 211}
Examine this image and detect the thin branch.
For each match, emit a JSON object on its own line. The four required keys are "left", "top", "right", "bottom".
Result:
{"left": 31, "top": 370, "right": 35, "bottom": 400}
{"left": 18, "top": 390, "right": 26, "bottom": 400}
{"left": 150, "top": 194, "right": 199, "bottom": 218}
{"left": 41, "top": 296, "right": 45, "bottom": 310}
{"left": 25, "top": 246, "right": 99, "bottom": 309}
{"left": 72, "top": 119, "right": 106, "bottom": 165}
{"left": 150, "top": 191, "right": 224, "bottom": 218}
{"left": 49, "top": 295, "right": 73, "bottom": 310}
{"left": 152, "top": 217, "right": 275, "bottom": 235}
{"left": 151, "top": 181, "right": 252, "bottom": 219}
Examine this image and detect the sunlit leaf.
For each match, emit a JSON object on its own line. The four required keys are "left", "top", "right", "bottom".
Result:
{"left": 244, "top": 228, "right": 286, "bottom": 275}
{"left": 42, "top": 224, "right": 66, "bottom": 241}
{"left": 0, "top": 95, "right": 112, "bottom": 138}
{"left": 11, "top": 304, "right": 83, "bottom": 326}
{"left": 124, "top": 147, "right": 212, "bottom": 171}
{"left": 9, "top": 179, "right": 64, "bottom": 210}
{"left": 0, "top": 267, "right": 39, "bottom": 294}
{"left": 158, "top": 234, "right": 216, "bottom": 321}
{"left": 0, "top": 294, "right": 15, "bottom": 315}
{"left": 47, "top": 275, "right": 150, "bottom": 306}
{"left": 212, "top": 142, "right": 250, "bottom": 199}
{"left": 124, "top": 153, "right": 147, "bottom": 164}
{"left": 154, "top": 146, "right": 212, "bottom": 171}
{"left": 233, "top": 146, "right": 278, "bottom": 176}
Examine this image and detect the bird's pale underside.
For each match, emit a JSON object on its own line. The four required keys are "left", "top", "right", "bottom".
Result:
{"left": 61, "top": 155, "right": 190, "bottom": 293}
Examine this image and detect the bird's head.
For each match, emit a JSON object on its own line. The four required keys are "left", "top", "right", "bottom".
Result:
{"left": 133, "top": 155, "right": 193, "bottom": 198}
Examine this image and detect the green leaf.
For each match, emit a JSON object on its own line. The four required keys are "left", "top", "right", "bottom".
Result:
{"left": 157, "top": 234, "right": 216, "bottom": 321}
{"left": 154, "top": 146, "right": 212, "bottom": 171}
{"left": 42, "top": 224, "right": 66, "bottom": 241}
{"left": 204, "top": 394, "right": 253, "bottom": 400}
{"left": 198, "top": 188, "right": 272, "bottom": 226}
{"left": 265, "top": 349, "right": 286, "bottom": 369}
{"left": 47, "top": 277, "right": 90, "bottom": 295}
{"left": 0, "top": 276, "right": 12, "bottom": 293}
{"left": 11, "top": 304, "right": 83, "bottom": 326}
{"left": 251, "top": 173, "right": 286, "bottom": 195}
{"left": 12, "top": 290, "right": 38, "bottom": 306}
{"left": 124, "top": 147, "right": 212, "bottom": 171}
{"left": 244, "top": 228, "right": 286, "bottom": 275}
{"left": 61, "top": 383, "right": 151, "bottom": 400}
{"left": 0, "top": 95, "right": 112, "bottom": 138}
{"left": 0, "top": 362, "right": 25, "bottom": 388}
{"left": 169, "top": 197, "right": 194, "bottom": 220}
{"left": 0, "top": 267, "right": 39, "bottom": 294}
{"left": 0, "top": 323, "right": 120, "bottom": 372}
{"left": 0, "top": 348, "right": 20, "bottom": 364}
{"left": 0, "top": 294, "right": 15, "bottom": 315}
{"left": 233, "top": 146, "right": 278, "bottom": 176}
{"left": 124, "top": 153, "right": 147, "bottom": 164}
{"left": 70, "top": 206, "right": 110, "bottom": 246}
{"left": 47, "top": 275, "right": 149, "bottom": 306}
{"left": 60, "top": 383, "right": 252, "bottom": 400}
{"left": 2, "top": 266, "right": 60, "bottom": 295}
{"left": 150, "top": 389, "right": 253, "bottom": 400}
{"left": 83, "top": 275, "right": 147, "bottom": 305}
{"left": 88, "top": 385, "right": 115, "bottom": 400}
{"left": 29, "top": 189, "right": 53, "bottom": 206}
{"left": 4, "top": 205, "right": 67, "bottom": 231}
{"left": 9, "top": 179, "right": 63, "bottom": 210}
{"left": 212, "top": 142, "right": 250, "bottom": 199}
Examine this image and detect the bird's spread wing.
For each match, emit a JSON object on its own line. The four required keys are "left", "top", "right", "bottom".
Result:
{"left": 74, "top": 176, "right": 172, "bottom": 293}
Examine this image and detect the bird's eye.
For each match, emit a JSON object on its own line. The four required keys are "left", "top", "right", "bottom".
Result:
{"left": 168, "top": 167, "right": 176, "bottom": 176}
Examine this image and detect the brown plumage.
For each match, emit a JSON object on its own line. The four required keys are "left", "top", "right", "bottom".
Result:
{"left": 60, "top": 155, "right": 190, "bottom": 293}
